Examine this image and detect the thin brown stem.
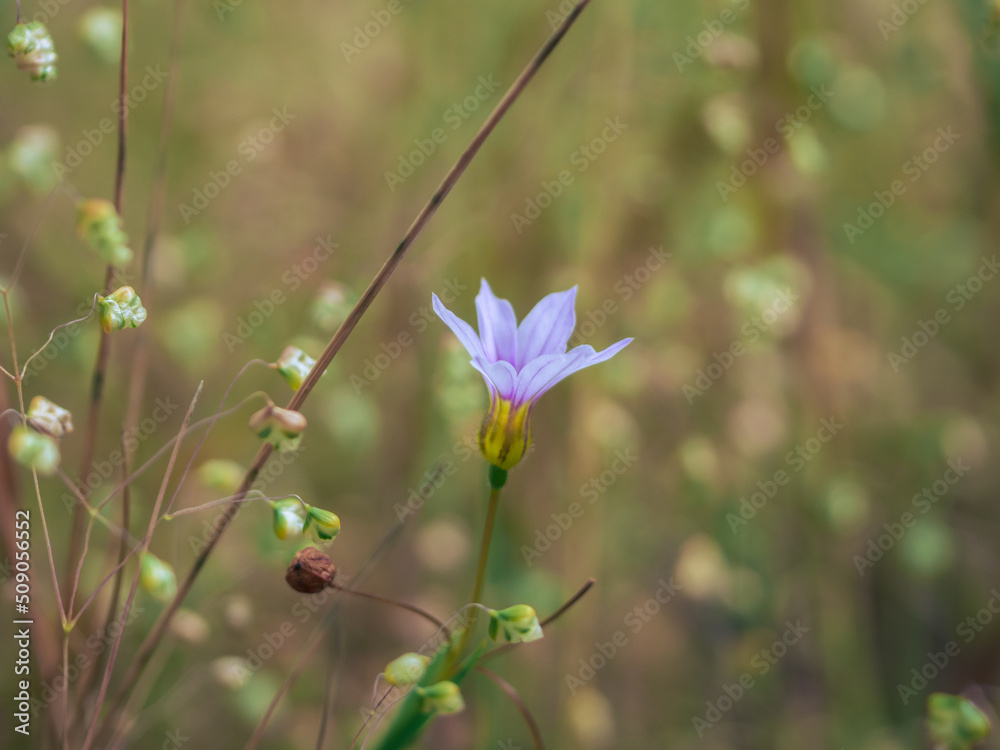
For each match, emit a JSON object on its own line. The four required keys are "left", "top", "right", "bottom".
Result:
{"left": 95, "top": 5, "right": 594, "bottom": 740}
{"left": 79, "top": 383, "right": 202, "bottom": 750}
{"left": 70, "top": 433, "right": 133, "bottom": 737}
{"left": 65, "top": 0, "right": 130, "bottom": 606}
{"left": 475, "top": 666, "right": 545, "bottom": 750}
{"left": 123, "top": 0, "right": 187, "bottom": 461}
{"left": 330, "top": 582, "right": 445, "bottom": 630}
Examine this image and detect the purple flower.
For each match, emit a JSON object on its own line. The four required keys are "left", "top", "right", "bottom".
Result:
{"left": 433, "top": 280, "right": 632, "bottom": 470}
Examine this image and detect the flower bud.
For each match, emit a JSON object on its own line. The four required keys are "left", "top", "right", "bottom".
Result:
{"left": 383, "top": 653, "right": 430, "bottom": 687}
{"left": 7, "top": 22, "right": 57, "bottom": 82}
{"left": 76, "top": 7, "right": 122, "bottom": 65}
{"left": 248, "top": 405, "right": 307, "bottom": 450}
{"left": 27, "top": 396, "right": 73, "bottom": 438}
{"left": 196, "top": 459, "right": 246, "bottom": 494}
{"left": 77, "top": 198, "right": 134, "bottom": 266}
{"left": 479, "top": 397, "right": 531, "bottom": 471}
{"left": 304, "top": 506, "right": 340, "bottom": 542}
{"left": 488, "top": 604, "right": 543, "bottom": 643}
{"left": 98, "top": 286, "right": 147, "bottom": 333}
{"left": 418, "top": 681, "right": 464, "bottom": 714}
{"left": 271, "top": 498, "right": 306, "bottom": 540}
{"left": 285, "top": 546, "right": 336, "bottom": 594}
{"left": 275, "top": 346, "right": 317, "bottom": 391}
{"left": 8, "top": 425, "right": 60, "bottom": 475}
{"left": 928, "top": 693, "right": 991, "bottom": 749}
{"left": 140, "top": 553, "right": 177, "bottom": 603}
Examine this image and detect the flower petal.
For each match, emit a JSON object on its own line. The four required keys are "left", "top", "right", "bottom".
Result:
{"left": 476, "top": 279, "right": 518, "bottom": 365}
{"left": 433, "top": 293, "right": 486, "bottom": 364}
{"left": 471, "top": 359, "right": 518, "bottom": 401}
{"left": 516, "top": 286, "right": 578, "bottom": 368}
{"left": 514, "top": 338, "right": 633, "bottom": 405}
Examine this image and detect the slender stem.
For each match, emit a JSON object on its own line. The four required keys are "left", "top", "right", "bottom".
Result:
{"left": 475, "top": 666, "right": 545, "bottom": 750}
{"left": 471, "top": 487, "right": 501, "bottom": 607}
{"left": 70, "top": 434, "right": 133, "bottom": 737}
{"left": 65, "top": 0, "right": 130, "bottom": 606}
{"left": 330, "top": 583, "right": 445, "bottom": 629}
{"left": 458, "top": 485, "right": 501, "bottom": 659}
{"left": 79, "top": 383, "right": 202, "bottom": 750}
{"left": 96, "top": 5, "right": 594, "bottom": 739}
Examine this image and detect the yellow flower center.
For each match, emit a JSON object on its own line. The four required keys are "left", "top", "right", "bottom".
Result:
{"left": 478, "top": 397, "right": 530, "bottom": 470}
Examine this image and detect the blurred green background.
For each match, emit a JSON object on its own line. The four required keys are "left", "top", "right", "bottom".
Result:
{"left": 3, "top": 0, "right": 1000, "bottom": 747}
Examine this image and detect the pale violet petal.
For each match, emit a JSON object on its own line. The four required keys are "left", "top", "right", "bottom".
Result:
{"left": 515, "top": 338, "right": 633, "bottom": 404}
{"left": 476, "top": 279, "right": 518, "bottom": 365}
{"left": 516, "top": 286, "right": 578, "bottom": 368}
{"left": 471, "top": 359, "right": 518, "bottom": 401}
{"left": 433, "top": 293, "right": 487, "bottom": 364}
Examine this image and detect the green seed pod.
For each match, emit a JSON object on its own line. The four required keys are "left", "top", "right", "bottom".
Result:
{"left": 8, "top": 425, "right": 60, "bottom": 475}
{"left": 927, "top": 693, "right": 991, "bottom": 750}
{"left": 196, "top": 459, "right": 246, "bottom": 494}
{"left": 275, "top": 346, "right": 317, "bottom": 392}
{"left": 418, "top": 681, "right": 464, "bottom": 715}
{"left": 271, "top": 498, "right": 306, "bottom": 541}
{"left": 488, "top": 604, "right": 543, "bottom": 643}
{"left": 97, "top": 286, "right": 147, "bottom": 333}
{"left": 383, "top": 653, "right": 430, "bottom": 687}
{"left": 7, "top": 22, "right": 57, "bottom": 82}
{"left": 140, "top": 553, "right": 177, "bottom": 603}
{"left": 76, "top": 7, "right": 122, "bottom": 65}
{"left": 27, "top": 395, "right": 73, "bottom": 438}
{"left": 304, "top": 506, "right": 340, "bottom": 543}
{"left": 248, "top": 405, "right": 307, "bottom": 451}
{"left": 77, "top": 198, "right": 134, "bottom": 266}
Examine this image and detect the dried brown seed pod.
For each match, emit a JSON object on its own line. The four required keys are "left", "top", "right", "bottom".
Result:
{"left": 285, "top": 547, "right": 335, "bottom": 594}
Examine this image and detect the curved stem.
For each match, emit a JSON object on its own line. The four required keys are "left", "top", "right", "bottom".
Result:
{"left": 475, "top": 666, "right": 545, "bottom": 750}
{"left": 330, "top": 583, "right": 445, "bottom": 630}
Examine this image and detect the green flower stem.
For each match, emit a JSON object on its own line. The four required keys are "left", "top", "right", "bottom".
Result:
{"left": 458, "top": 479, "right": 502, "bottom": 660}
